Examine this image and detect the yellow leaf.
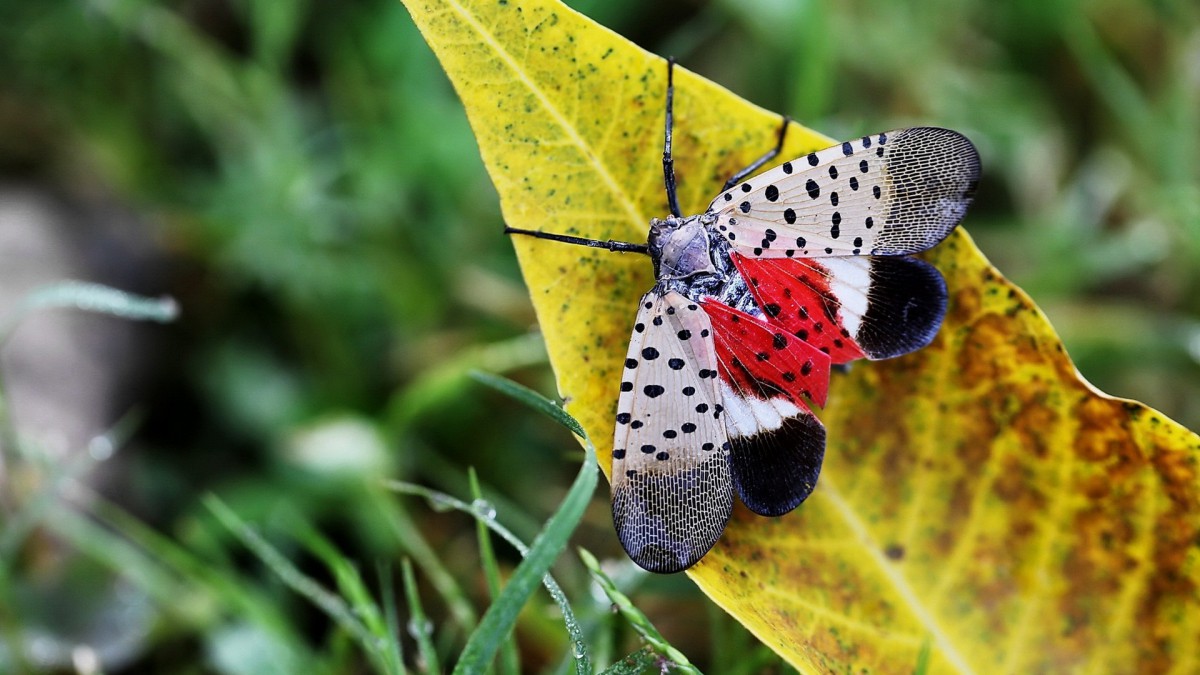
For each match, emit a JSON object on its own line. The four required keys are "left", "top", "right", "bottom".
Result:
{"left": 402, "top": 0, "right": 1200, "bottom": 671}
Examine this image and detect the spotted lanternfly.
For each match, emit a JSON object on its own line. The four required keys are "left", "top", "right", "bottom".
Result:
{"left": 507, "top": 59, "right": 980, "bottom": 573}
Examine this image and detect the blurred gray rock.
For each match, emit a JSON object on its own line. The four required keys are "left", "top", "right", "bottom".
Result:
{"left": 0, "top": 185, "right": 164, "bottom": 473}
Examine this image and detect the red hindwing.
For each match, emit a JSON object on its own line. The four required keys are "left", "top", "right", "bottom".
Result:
{"left": 731, "top": 254, "right": 868, "bottom": 364}
{"left": 700, "top": 298, "right": 832, "bottom": 409}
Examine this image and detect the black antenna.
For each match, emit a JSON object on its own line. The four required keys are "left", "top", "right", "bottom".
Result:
{"left": 504, "top": 58, "right": 688, "bottom": 257}
{"left": 662, "top": 57, "right": 682, "bottom": 218}
{"left": 504, "top": 226, "right": 649, "bottom": 255}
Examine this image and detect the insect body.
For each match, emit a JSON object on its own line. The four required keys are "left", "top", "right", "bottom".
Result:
{"left": 507, "top": 59, "right": 980, "bottom": 573}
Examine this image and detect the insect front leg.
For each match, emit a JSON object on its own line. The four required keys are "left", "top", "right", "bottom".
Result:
{"left": 722, "top": 114, "right": 791, "bottom": 191}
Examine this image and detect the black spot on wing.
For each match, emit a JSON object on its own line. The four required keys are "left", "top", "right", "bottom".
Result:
{"left": 612, "top": 455, "right": 733, "bottom": 573}
{"left": 728, "top": 412, "right": 826, "bottom": 517}
{"left": 855, "top": 256, "right": 949, "bottom": 360}
{"left": 728, "top": 357, "right": 787, "bottom": 400}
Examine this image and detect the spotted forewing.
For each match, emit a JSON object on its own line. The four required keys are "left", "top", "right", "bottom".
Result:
{"left": 611, "top": 291, "right": 733, "bottom": 573}
{"left": 709, "top": 127, "right": 978, "bottom": 260}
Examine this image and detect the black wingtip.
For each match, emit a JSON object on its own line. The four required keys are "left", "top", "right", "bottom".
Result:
{"left": 612, "top": 456, "right": 733, "bottom": 573}
{"left": 856, "top": 256, "right": 949, "bottom": 360}
{"left": 729, "top": 412, "right": 826, "bottom": 517}
{"left": 875, "top": 127, "right": 981, "bottom": 255}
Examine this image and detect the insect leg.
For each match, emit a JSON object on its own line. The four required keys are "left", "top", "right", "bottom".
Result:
{"left": 721, "top": 114, "right": 791, "bottom": 191}
{"left": 662, "top": 57, "right": 683, "bottom": 218}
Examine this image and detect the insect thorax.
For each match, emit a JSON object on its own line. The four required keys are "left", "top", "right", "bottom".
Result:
{"left": 649, "top": 213, "right": 759, "bottom": 317}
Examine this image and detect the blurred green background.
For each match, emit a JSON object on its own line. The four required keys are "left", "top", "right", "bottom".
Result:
{"left": 0, "top": 0, "right": 1196, "bottom": 672}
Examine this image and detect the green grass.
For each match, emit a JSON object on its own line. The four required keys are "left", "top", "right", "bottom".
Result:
{"left": 0, "top": 0, "right": 1197, "bottom": 672}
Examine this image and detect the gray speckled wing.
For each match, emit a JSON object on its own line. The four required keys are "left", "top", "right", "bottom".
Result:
{"left": 610, "top": 290, "right": 732, "bottom": 573}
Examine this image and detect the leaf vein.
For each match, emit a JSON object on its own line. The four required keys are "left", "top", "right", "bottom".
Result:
{"left": 820, "top": 475, "right": 978, "bottom": 675}
{"left": 442, "top": 0, "right": 647, "bottom": 231}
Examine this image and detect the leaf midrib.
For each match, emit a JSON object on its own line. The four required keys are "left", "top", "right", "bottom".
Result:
{"left": 820, "top": 474, "right": 977, "bottom": 675}
{"left": 442, "top": 0, "right": 648, "bottom": 232}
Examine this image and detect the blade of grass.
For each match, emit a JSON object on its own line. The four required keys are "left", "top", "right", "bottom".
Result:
{"left": 597, "top": 646, "right": 664, "bottom": 675}
{"left": 378, "top": 563, "right": 407, "bottom": 675}
{"left": 286, "top": 513, "right": 405, "bottom": 675}
{"left": 417, "top": 448, "right": 542, "bottom": 542}
{"left": 385, "top": 478, "right": 592, "bottom": 674}
{"left": 204, "top": 496, "right": 377, "bottom": 648}
{"left": 38, "top": 505, "right": 191, "bottom": 600}
{"left": 449, "top": 424, "right": 596, "bottom": 675}
{"left": 39, "top": 500, "right": 317, "bottom": 672}
{"left": 704, "top": 600, "right": 785, "bottom": 675}
{"left": 3, "top": 421, "right": 314, "bottom": 670}
{"left": 0, "top": 282, "right": 174, "bottom": 488}
{"left": 470, "top": 468, "right": 520, "bottom": 675}
{"left": 0, "top": 566, "right": 31, "bottom": 672}
{"left": 706, "top": 600, "right": 731, "bottom": 674}
{"left": 386, "top": 334, "right": 548, "bottom": 433}
{"left": 369, "top": 487, "right": 478, "bottom": 632}
{"left": 469, "top": 370, "right": 585, "bottom": 438}
{"left": 390, "top": 373, "right": 597, "bottom": 671}
{"left": 0, "top": 281, "right": 178, "bottom": 343}
{"left": 787, "top": 0, "right": 834, "bottom": 123}
{"left": 1062, "top": 16, "right": 1154, "bottom": 160}
{"left": 559, "top": 591, "right": 615, "bottom": 675}
{"left": 577, "top": 548, "right": 699, "bottom": 674}
{"left": 451, "top": 374, "right": 593, "bottom": 673}
{"left": 0, "top": 448, "right": 101, "bottom": 560}
{"left": 915, "top": 636, "right": 933, "bottom": 675}
{"left": 0, "top": 411, "right": 142, "bottom": 560}
{"left": 402, "top": 558, "right": 441, "bottom": 674}
{"left": 81, "top": 490, "right": 308, "bottom": 644}
{"left": 88, "top": 0, "right": 261, "bottom": 137}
